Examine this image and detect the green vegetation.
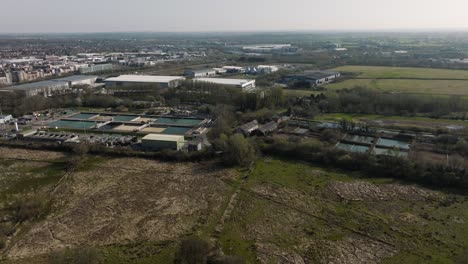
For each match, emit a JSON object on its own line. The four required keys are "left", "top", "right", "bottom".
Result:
{"left": 332, "top": 66, "right": 468, "bottom": 79}
{"left": 326, "top": 78, "right": 468, "bottom": 96}
{"left": 218, "top": 158, "right": 468, "bottom": 263}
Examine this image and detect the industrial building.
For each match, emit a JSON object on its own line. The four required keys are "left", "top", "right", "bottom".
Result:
{"left": 222, "top": 66, "right": 245, "bottom": 73}
{"left": 104, "top": 75, "right": 186, "bottom": 88}
{"left": 0, "top": 80, "right": 70, "bottom": 97}
{"left": 246, "top": 65, "right": 279, "bottom": 75}
{"left": 79, "top": 64, "right": 113, "bottom": 74}
{"left": 195, "top": 78, "right": 256, "bottom": 91}
{"left": 141, "top": 134, "right": 185, "bottom": 151}
{"left": 0, "top": 114, "right": 12, "bottom": 124}
{"left": 53, "top": 75, "right": 98, "bottom": 86}
{"left": 0, "top": 75, "right": 99, "bottom": 97}
{"left": 184, "top": 69, "right": 217, "bottom": 78}
{"left": 281, "top": 71, "right": 341, "bottom": 87}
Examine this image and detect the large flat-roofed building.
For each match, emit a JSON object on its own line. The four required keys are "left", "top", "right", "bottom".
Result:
{"left": 104, "top": 75, "right": 185, "bottom": 88}
{"left": 195, "top": 78, "right": 256, "bottom": 91}
{"left": 0, "top": 80, "right": 70, "bottom": 97}
{"left": 0, "top": 75, "right": 98, "bottom": 97}
{"left": 281, "top": 71, "right": 341, "bottom": 86}
{"left": 52, "top": 75, "right": 98, "bottom": 86}
{"left": 184, "top": 69, "right": 217, "bottom": 78}
{"left": 141, "top": 134, "right": 185, "bottom": 151}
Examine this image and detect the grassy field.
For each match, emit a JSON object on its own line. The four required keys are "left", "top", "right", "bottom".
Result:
{"left": 2, "top": 147, "right": 467, "bottom": 263}
{"left": 218, "top": 158, "right": 468, "bottom": 263}
{"left": 332, "top": 66, "right": 468, "bottom": 79}
{"left": 325, "top": 66, "right": 468, "bottom": 96}
{"left": 325, "top": 78, "right": 468, "bottom": 96}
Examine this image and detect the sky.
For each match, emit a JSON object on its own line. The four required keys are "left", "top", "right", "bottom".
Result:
{"left": 1, "top": 0, "right": 468, "bottom": 33}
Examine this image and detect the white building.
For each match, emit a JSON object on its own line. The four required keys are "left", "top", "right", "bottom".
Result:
{"left": 184, "top": 69, "right": 217, "bottom": 78}
{"left": 104, "top": 75, "right": 186, "bottom": 88}
{"left": 195, "top": 78, "right": 256, "bottom": 91}
{"left": 0, "top": 114, "right": 13, "bottom": 124}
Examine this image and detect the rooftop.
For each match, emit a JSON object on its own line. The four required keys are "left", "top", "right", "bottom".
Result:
{"left": 142, "top": 133, "right": 185, "bottom": 142}
{"left": 53, "top": 75, "right": 98, "bottom": 82}
{"left": 105, "top": 75, "right": 185, "bottom": 83}
{"left": 1, "top": 80, "right": 69, "bottom": 91}
{"left": 195, "top": 78, "right": 255, "bottom": 86}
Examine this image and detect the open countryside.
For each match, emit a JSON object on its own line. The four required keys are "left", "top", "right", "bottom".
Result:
{"left": 327, "top": 66, "right": 468, "bottom": 96}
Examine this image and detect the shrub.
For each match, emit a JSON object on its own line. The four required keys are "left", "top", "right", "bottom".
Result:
{"left": 50, "top": 247, "right": 102, "bottom": 264}
{"left": 11, "top": 195, "right": 50, "bottom": 223}
{"left": 174, "top": 239, "right": 211, "bottom": 264}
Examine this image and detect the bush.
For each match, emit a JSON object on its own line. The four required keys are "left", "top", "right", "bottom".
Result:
{"left": 223, "top": 134, "right": 257, "bottom": 167}
{"left": 50, "top": 247, "right": 102, "bottom": 264}
{"left": 11, "top": 195, "right": 50, "bottom": 223}
{"left": 174, "top": 239, "right": 211, "bottom": 264}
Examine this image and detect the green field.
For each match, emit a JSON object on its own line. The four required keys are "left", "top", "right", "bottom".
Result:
{"left": 218, "top": 158, "right": 468, "bottom": 263}
{"left": 325, "top": 66, "right": 468, "bottom": 96}
{"left": 326, "top": 78, "right": 468, "bottom": 96}
{"left": 332, "top": 66, "right": 468, "bottom": 79}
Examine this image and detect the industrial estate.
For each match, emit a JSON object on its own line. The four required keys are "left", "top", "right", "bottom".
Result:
{"left": 0, "top": 30, "right": 467, "bottom": 264}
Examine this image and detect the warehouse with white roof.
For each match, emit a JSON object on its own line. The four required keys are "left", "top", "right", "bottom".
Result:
{"left": 195, "top": 78, "right": 256, "bottom": 91}
{"left": 104, "top": 75, "right": 185, "bottom": 88}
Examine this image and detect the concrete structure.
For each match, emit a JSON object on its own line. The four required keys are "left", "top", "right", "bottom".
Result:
{"left": 22, "top": 131, "right": 79, "bottom": 143}
{"left": 141, "top": 134, "right": 185, "bottom": 151}
{"left": 0, "top": 80, "right": 70, "bottom": 97}
{"left": 195, "top": 78, "right": 256, "bottom": 91}
{"left": 0, "top": 114, "right": 13, "bottom": 124}
{"left": 104, "top": 75, "right": 185, "bottom": 88}
{"left": 281, "top": 71, "right": 341, "bottom": 86}
{"left": 184, "top": 69, "right": 217, "bottom": 78}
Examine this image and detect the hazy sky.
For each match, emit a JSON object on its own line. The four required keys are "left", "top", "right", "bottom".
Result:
{"left": 1, "top": 0, "right": 468, "bottom": 33}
